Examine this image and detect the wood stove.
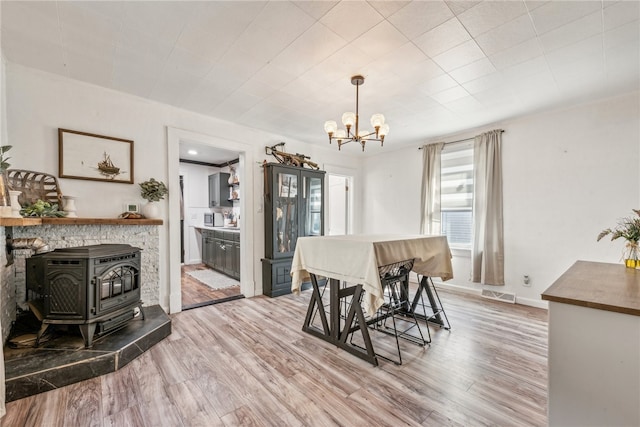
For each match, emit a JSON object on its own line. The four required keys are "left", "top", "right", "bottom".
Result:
{"left": 26, "top": 244, "right": 143, "bottom": 347}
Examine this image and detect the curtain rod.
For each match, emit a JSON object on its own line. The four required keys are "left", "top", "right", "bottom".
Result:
{"left": 418, "top": 129, "right": 504, "bottom": 149}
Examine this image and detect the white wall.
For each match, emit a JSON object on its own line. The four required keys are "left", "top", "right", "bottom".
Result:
{"left": 363, "top": 91, "right": 640, "bottom": 307}
{"left": 6, "top": 63, "right": 362, "bottom": 311}
{"left": 178, "top": 162, "right": 220, "bottom": 264}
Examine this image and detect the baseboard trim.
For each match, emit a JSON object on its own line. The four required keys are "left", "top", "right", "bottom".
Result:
{"left": 425, "top": 279, "right": 548, "bottom": 310}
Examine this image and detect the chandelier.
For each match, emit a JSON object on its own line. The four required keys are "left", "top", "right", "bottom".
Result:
{"left": 323, "top": 75, "right": 389, "bottom": 151}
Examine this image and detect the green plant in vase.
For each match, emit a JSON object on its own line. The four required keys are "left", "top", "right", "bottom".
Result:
{"left": 139, "top": 178, "right": 168, "bottom": 218}
{"left": 597, "top": 209, "right": 640, "bottom": 267}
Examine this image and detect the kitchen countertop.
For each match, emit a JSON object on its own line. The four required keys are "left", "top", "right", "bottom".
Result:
{"left": 541, "top": 260, "right": 640, "bottom": 316}
{"left": 194, "top": 225, "right": 240, "bottom": 233}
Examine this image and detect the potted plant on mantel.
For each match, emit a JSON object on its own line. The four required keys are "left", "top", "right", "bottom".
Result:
{"left": 139, "top": 178, "right": 168, "bottom": 219}
{"left": 597, "top": 209, "right": 640, "bottom": 268}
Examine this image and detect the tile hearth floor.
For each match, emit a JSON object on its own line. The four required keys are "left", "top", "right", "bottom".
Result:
{"left": 3, "top": 305, "right": 171, "bottom": 402}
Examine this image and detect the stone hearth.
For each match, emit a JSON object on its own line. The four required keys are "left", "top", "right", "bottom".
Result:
{"left": 4, "top": 305, "right": 171, "bottom": 401}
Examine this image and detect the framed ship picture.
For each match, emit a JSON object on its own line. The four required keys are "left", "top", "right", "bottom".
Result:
{"left": 58, "top": 128, "right": 134, "bottom": 184}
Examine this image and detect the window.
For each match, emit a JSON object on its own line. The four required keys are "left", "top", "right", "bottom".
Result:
{"left": 440, "top": 142, "right": 473, "bottom": 248}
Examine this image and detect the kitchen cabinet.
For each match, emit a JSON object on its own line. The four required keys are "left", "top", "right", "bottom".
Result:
{"left": 262, "top": 163, "right": 325, "bottom": 297}
{"left": 209, "top": 172, "right": 232, "bottom": 208}
{"left": 200, "top": 229, "right": 240, "bottom": 280}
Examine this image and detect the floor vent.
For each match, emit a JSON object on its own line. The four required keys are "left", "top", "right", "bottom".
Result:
{"left": 481, "top": 289, "right": 516, "bottom": 304}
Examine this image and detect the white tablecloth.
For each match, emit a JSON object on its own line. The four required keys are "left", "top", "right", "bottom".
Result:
{"left": 291, "top": 234, "right": 453, "bottom": 315}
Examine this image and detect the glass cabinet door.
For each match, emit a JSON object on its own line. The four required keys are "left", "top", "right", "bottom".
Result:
{"left": 302, "top": 171, "right": 324, "bottom": 237}
{"left": 274, "top": 171, "right": 299, "bottom": 256}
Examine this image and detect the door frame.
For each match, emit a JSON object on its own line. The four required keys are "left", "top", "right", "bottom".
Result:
{"left": 323, "top": 164, "right": 357, "bottom": 236}
{"left": 167, "top": 127, "right": 255, "bottom": 314}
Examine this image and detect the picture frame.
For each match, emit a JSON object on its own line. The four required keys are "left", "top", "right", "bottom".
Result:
{"left": 58, "top": 128, "right": 134, "bottom": 184}
{"left": 123, "top": 202, "right": 140, "bottom": 213}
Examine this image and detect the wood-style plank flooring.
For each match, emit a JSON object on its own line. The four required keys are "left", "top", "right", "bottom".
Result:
{"left": 2, "top": 287, "right": 549, "bottom": 426}
{"left": 181, "top": 264, "right": 241, "bottom": 308}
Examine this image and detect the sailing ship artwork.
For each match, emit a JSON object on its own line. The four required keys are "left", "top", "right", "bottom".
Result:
{"left": 96, "top": 151, "right": 121, "bottom": 179}
{"left": 58, "top": 128, "right": 134, "bottom": 184}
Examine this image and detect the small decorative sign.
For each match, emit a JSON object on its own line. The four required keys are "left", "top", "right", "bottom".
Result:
{"left": 58, "top": 128, "right": 134, "bottom": 184}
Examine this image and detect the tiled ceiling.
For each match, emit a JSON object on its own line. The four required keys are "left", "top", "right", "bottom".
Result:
{"left": 1, "top": 1, "right": 638, "bottom": 156}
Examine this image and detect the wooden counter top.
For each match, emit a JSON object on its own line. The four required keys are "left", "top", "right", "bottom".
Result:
{"left": 0, "top": 217, "right": 163, "bottom": 226}
{"left": 542, "top": 260, "right": 640, "bottom": 316}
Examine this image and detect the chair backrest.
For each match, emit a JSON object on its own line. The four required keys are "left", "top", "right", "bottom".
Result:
{"left": 5, "top": 169, "right": 63, "bottom": 207}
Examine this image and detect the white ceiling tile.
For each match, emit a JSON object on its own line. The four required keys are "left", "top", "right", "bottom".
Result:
{"left": 387, "top": 1, "right": 454, "bottom": 39}
{"left": 181, "top": 77, "right": 239, "bottom": 113}
{"left": 605, "top": 41, "right": 640, "bottom": 84}
{"left": 430, "top": 85, "right": 469, "bottom": 104}
{"left": 175, "top": 24, "right": 236, "bottom": 63}
{"left": 0, "top": 28, "right": 67, "bottom": 76}
{"left": 432, "top": 39, "right": 486, "bottom": 72}
{"left": 529, "top": 1, "right": 602, "bottom": 35}
{"left": 301, "top": 44, "right": 373, "bottom": 88}
{"left": 457, "top": 1, "right": 528, "bottom": 37}
{"left": 545, "top": 34, "right": 603, "bottom": 68}
{"left": 501, "top": 56, "right": 550, "bottom": 81}
{"left": 413, "top": 18, "right": 471, "bottom": 58}
{"left": 474, "top": 14, "right": 537, "bottom": 57}
{"left": 443, "top": 95, "right": 483, "bottom": 114}
{"left": 538, "top": 11, "right": 602, "bottom": 53}
{"left": 112, "top": 67, "right": 156, "bottom": 100}
{"left": 191, "top": 1, "right": 264, "bottom": 31}
{"left": 63, "top": 1, "right": 127, "bottom": 23}
{"left": 270, "top": 23, "right": 347, "bottom": 78}
{"left": 351, "top": 20, "right": 409, "bottom": 58}
{"left": 292, "top": 1, "right": 338, "bottom": 20}
{"left": 1, "top": 1, "right": 59, "bottom": 43}
{"left": 488, "top": 37, "right": 544, "bottom": 70}
{"left": 366, "top": 42, "right": 428, "bottom": 78}
{"left": 604, "top": 19, "right": 640, "bottom": 50}
{"left": 232, "top": 3, "right": 316, "bottom": 63}
{"left": 150, "top": 67, "right": 201, "bottom": 107}
{"left": 164, "top": 47, "right": 214, "bottom": 80}
{"left": 117, "top": 25, "right": 174, "bottom": 63}
{"left": 368, "top": 1, "right": 411, "bottom": 18}
{"left": 472, "top": 86, "right": 515, "bottom": 108}
{"left": 524, "top": 1, "right": 552, "bottom": 12}
{"left": 212, "top": 90, "right": 262, "bottom": 119}
{"left": 392, "top": 57, "right": 445, "bottom": 84}
{"left": 122, "top": 2, "right": 191, "bottom": 46}
{"left": 449, "top": 58, "right": 496, "bottom": 83}
{"left": 604, "top": 1, "right": 640, "bottom": 31}
{"left": 211, "top": 49, "right": 266, "bottom": 83}
{"left": 65, "top": 52, "right": 113, "bottom": 88}
{"left": 510, "top": 71, "right": 558, "bottom": 102}
{"left": 445, "top": 1, "right": 482, "bottom": 16}
{"left": 60, "top": 25, "right": 116, "bottom": 63}
{"left": 320, "top": 1, "right": 383, "bottom": 42}
{"left": 418, "top": 74, "right": 459, "bottom": 95}
{"left": 462, "top": 72, "right": 506, "bottom": 94}
{"left": 57, "top": 2, "right": 120, "bottom": 43}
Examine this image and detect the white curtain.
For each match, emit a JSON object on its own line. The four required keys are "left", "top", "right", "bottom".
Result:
{"left": 471, "top": 130, "right": 504, "bottom": 285}
{"left": 420, "top": 142, "right": 444, "bottom": 235}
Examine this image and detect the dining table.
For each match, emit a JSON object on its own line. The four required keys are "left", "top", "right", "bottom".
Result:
{"left": 291, "top": 234, "right": 453, "bottom": 365}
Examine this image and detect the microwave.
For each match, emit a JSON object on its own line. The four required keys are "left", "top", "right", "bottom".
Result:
{"left": 204, "top": 212, "right": 223, "bottom": 227}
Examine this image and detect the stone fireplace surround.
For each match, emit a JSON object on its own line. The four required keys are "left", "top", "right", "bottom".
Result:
{"left": 1, "top": 219, "right": 162, "bottom": 342}
{"left": 0, "top": 218, "right": 169, "bottom": 401}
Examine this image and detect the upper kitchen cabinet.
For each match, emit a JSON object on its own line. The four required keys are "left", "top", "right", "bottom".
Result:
{"left": 209, "top": 172, "right": 232, "bottom": 208}
{"left": 263, "top": 163, "right": 325, "bottom": 259}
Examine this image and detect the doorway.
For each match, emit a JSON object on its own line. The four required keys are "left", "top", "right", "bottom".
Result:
{"left": 327, "top": 173, "right": 353, "bottom": 236}
{"left": 167, "top": 127, "right": 256, "bottom": 315}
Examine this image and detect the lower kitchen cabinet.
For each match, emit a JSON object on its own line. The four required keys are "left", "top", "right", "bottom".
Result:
{"left": 201, "top": 229, "right": 240, "bottom": 280}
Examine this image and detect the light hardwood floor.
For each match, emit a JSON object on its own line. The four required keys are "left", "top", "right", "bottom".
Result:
{"left": 181, "top": 264, "right": 242, "bottom": 308}
{"left": 2, "top": 287, "right": 548, "bottom": 426}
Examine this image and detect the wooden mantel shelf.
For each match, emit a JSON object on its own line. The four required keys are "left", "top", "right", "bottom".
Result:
{"left": 0, "top": 217, "right": 163, "bottom": 226}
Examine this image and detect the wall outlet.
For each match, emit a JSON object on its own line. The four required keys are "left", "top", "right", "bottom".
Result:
{"left": 523, "top": 275, "right": 531, "bottom": 287}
